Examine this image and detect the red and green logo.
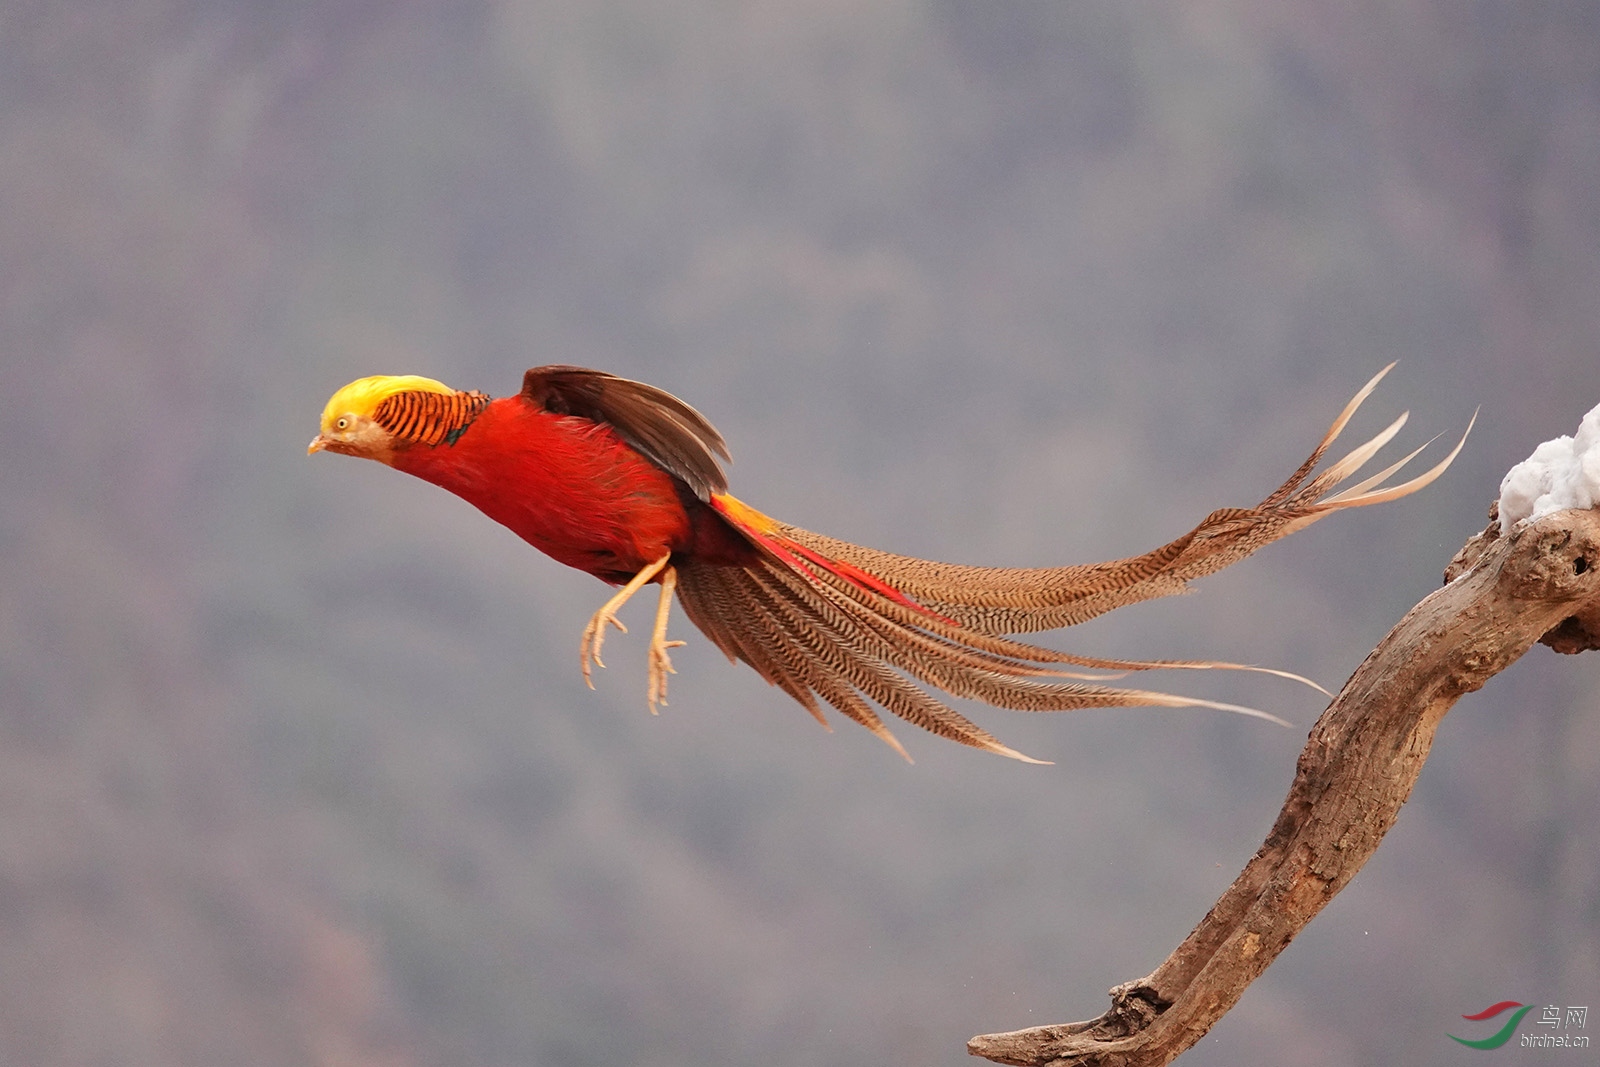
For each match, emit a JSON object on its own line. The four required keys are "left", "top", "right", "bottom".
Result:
{"left": 1449, "top": 1001, "right": 1534, "bottom": 1049}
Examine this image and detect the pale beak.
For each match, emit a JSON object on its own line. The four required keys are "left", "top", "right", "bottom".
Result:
{"left": 308, "top": 435, "right": 327, "bottom": 455}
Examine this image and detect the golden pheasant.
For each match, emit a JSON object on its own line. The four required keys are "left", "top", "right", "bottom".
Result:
{"left": 308, "top": 365, "right": 1466, "bottom": 762}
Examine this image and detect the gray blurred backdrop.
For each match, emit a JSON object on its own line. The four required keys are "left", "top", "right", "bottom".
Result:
{"left": 3, "top": 3, "right": 1597, "bottom": 1065}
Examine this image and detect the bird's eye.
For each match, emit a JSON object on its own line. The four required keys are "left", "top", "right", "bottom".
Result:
{"left": 336, "top": 416, "right": 350, "bottom": 430}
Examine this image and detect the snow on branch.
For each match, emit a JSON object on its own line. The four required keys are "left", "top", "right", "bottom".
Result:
{"left": 1499, "top": 402, "right": 1600, "bottom": 525}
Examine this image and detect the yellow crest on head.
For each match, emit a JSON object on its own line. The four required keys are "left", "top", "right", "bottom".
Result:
{"left": 319, "top": 374, "right": 454, "bottom": 433}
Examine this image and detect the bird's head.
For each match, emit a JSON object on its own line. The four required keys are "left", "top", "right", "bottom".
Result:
{"left": 308, "top": 374, "right": 456, "bottom": 464}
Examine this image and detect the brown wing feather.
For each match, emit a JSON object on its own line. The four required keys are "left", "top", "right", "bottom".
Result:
{"left": 520, "top": 366, "right": 730, "bottom": 499}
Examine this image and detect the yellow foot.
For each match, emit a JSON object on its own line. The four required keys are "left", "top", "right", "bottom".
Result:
{"left": 646, "top": 638, "right": 687, "bottom": 712}
{"left": 577, "top": 554, "right": 673, "bottom": 690}
{"left": 646, "top": 565, "right": 683, "bottom": 713}
{"left": 579, "top": 603, "right": 628, "bottom": 688}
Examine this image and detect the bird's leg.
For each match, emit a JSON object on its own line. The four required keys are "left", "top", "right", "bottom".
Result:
{"left": 646, "top": 565, "right": 687, "bottom": 713}
{"left": 580, "top": 553, "right": 672, "bottom": 688}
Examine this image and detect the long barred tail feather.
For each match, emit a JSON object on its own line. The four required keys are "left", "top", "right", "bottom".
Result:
{"left": 676, "top": 366, "right": 1467, "bottom": 760}
{"left": 676, "top": 556, "right": 1287, "bottom": 764}
{"left": 753, "top": 366, "right": 1472, "bottom": 638}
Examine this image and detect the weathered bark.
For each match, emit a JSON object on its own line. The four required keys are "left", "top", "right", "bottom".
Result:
{"left": 969, "top": 506, "right": 1600, "bottom": 1066}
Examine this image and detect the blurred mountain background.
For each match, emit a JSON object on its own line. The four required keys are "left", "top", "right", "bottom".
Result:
{"left": 2, "top": 2, "right": 1597, "bottom": 1064}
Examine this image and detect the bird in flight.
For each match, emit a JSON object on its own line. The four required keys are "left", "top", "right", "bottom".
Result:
{"left": 309, "top": 365, "right": 1465, "bottom": 762}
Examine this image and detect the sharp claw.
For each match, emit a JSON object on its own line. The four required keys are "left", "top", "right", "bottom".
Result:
{"left": 580, "top": 606, "right": 628, "bottom": 681}
{"left": 646, "top": 641, "right": 679, "bottom": 713}
{"left": 580, "top": 625, "right": 603, "bottom": 675}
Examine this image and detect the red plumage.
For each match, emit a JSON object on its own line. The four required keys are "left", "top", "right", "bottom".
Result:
{"left": 395, "top": 398, "right": 696, "bottom": 582}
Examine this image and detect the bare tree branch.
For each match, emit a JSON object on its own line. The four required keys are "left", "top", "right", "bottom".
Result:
{"left": 969, "top": 506, "right": 1600, "bottom": 1066}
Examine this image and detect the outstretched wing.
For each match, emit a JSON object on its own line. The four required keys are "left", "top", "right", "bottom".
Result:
{"left": 520, "top": 365, "right": 731, "bottom": 499}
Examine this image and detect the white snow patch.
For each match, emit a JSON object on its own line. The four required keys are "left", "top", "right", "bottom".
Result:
{"left": 1498, "top": 402, "right": 1600, "bottom": 528}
